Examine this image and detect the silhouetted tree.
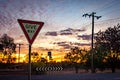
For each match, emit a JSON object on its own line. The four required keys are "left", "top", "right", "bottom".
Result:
{"left": 82, "top": 47, "right": 106, "bottom": 73}
{"left": 41, "top": 57, "right": 47, "bottom": 63}
{"left": 0, "top": 34, "right": 16, "bottom": 63}
{"left": 95, "top": 24, "right": 120, "bottom": 73}
{"left": 93, "top": 45, "right": 107, "bottom": 72}
{"left": 25, "top": 52, "right": 47, "bottom": 63}
{"left": 31, "top": 52, "right": 40, "bottom": 63}
{"left": 64, "top": 47, "right": 87, "bottom": 73}
{"left": 0, "top": 44, "right": 3, "bottom": 51}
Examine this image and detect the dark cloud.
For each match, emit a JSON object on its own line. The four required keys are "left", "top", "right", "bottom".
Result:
{"left": 73, "top": 28, "right": 86, "bottom": 32}
{"left": 45, "top": 31, "right": 58, "bottom": 36}
{"left": 60, "top": 31, "right": 72, "bottom": 35}
{"left": 60, "top": 28, "right": 73, "bottom": 35}
{"left": 44, "top": 28, "right": 86, "bottom": 36}
{"left": 77, "top": 34, "right": 91, "bottom": 40}
{"left": 62, "top": 28, "right": 86, "bottom": 32}
{"left": 54, "top": 42, "right": 71, "bottom": 49}
{"left": 73, "top": 42, "right": 91, "bottom": 46}
{"left": 53, "top": 41, "right": 90, "bottom": 49}
{"left": 59, "top": 28, "right": 86, "bottom": 35}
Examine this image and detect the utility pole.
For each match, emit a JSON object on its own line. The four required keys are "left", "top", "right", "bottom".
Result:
{"left": 17, "top": 43, "right": 23, "bottom": 63}
{"left": 28, "top": 44, "right": 31, "bottom": 80}
{"left": 82, "top": 12, "right": 101, "bottom": 73}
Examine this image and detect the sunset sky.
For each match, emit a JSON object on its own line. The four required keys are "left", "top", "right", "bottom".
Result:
{"left": 0, "top": 0, "right": 120, "bottom": 61}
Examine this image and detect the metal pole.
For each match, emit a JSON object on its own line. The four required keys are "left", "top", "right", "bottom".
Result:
{"left": 91, "top": 12, "right": 94, "bottom": 73}
{"left": 18, "top": 44, "right": 20, "bottom": 63}
{"left": 28, "top": 44, "right": 31, "bottom": 80}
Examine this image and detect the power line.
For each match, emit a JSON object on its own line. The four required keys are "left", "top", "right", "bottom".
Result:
{"left": 71, "top": 0, "right": 119, "bottom": 28}
{"left": 86, "top": 0, "right": 120, "bottom": 18}
{"left": 95, "top": 0, "right": 117, "bottom": 13}
{"left": 101, "top": 8, "right": 120, "bottom": 17}
{"left": 73, "top": 17, "right": 120, "bottom": 31}
{"left": 95, "top": 17, "right": 120, "bottom": 24}
{"left": 83, "top": 0, "right": 116, "bottom": 14}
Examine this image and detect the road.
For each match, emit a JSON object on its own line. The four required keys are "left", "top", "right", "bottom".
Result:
{"left": 0, "top": 73, "right": 120, "bottom": 80}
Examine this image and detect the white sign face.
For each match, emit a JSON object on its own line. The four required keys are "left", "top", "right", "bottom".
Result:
{"left": 23, "top": 23, "right": 39, "bottom": 39}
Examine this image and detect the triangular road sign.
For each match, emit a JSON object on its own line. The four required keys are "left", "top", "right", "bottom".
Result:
{"left": 18, "top": 19, "right": 44, "bottom": 44}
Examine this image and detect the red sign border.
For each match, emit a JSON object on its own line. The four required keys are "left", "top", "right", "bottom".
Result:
{"left": 18, "top": 19, "right": 44, "bottom": 44}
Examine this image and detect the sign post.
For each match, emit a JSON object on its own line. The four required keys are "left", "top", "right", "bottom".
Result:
{"left": 28, "top": 44, "right": 31, "bottom": 80}
{"left": 18, "top": 19, "right": 44, "bottom": 80}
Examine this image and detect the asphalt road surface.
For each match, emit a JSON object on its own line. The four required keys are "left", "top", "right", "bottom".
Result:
{"left": 0, "top": 73, "right": 120, "bottom": 80}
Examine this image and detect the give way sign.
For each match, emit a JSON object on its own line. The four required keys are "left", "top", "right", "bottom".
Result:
{"left": 17, "top": 19, "right": 44, "bottom": 44}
